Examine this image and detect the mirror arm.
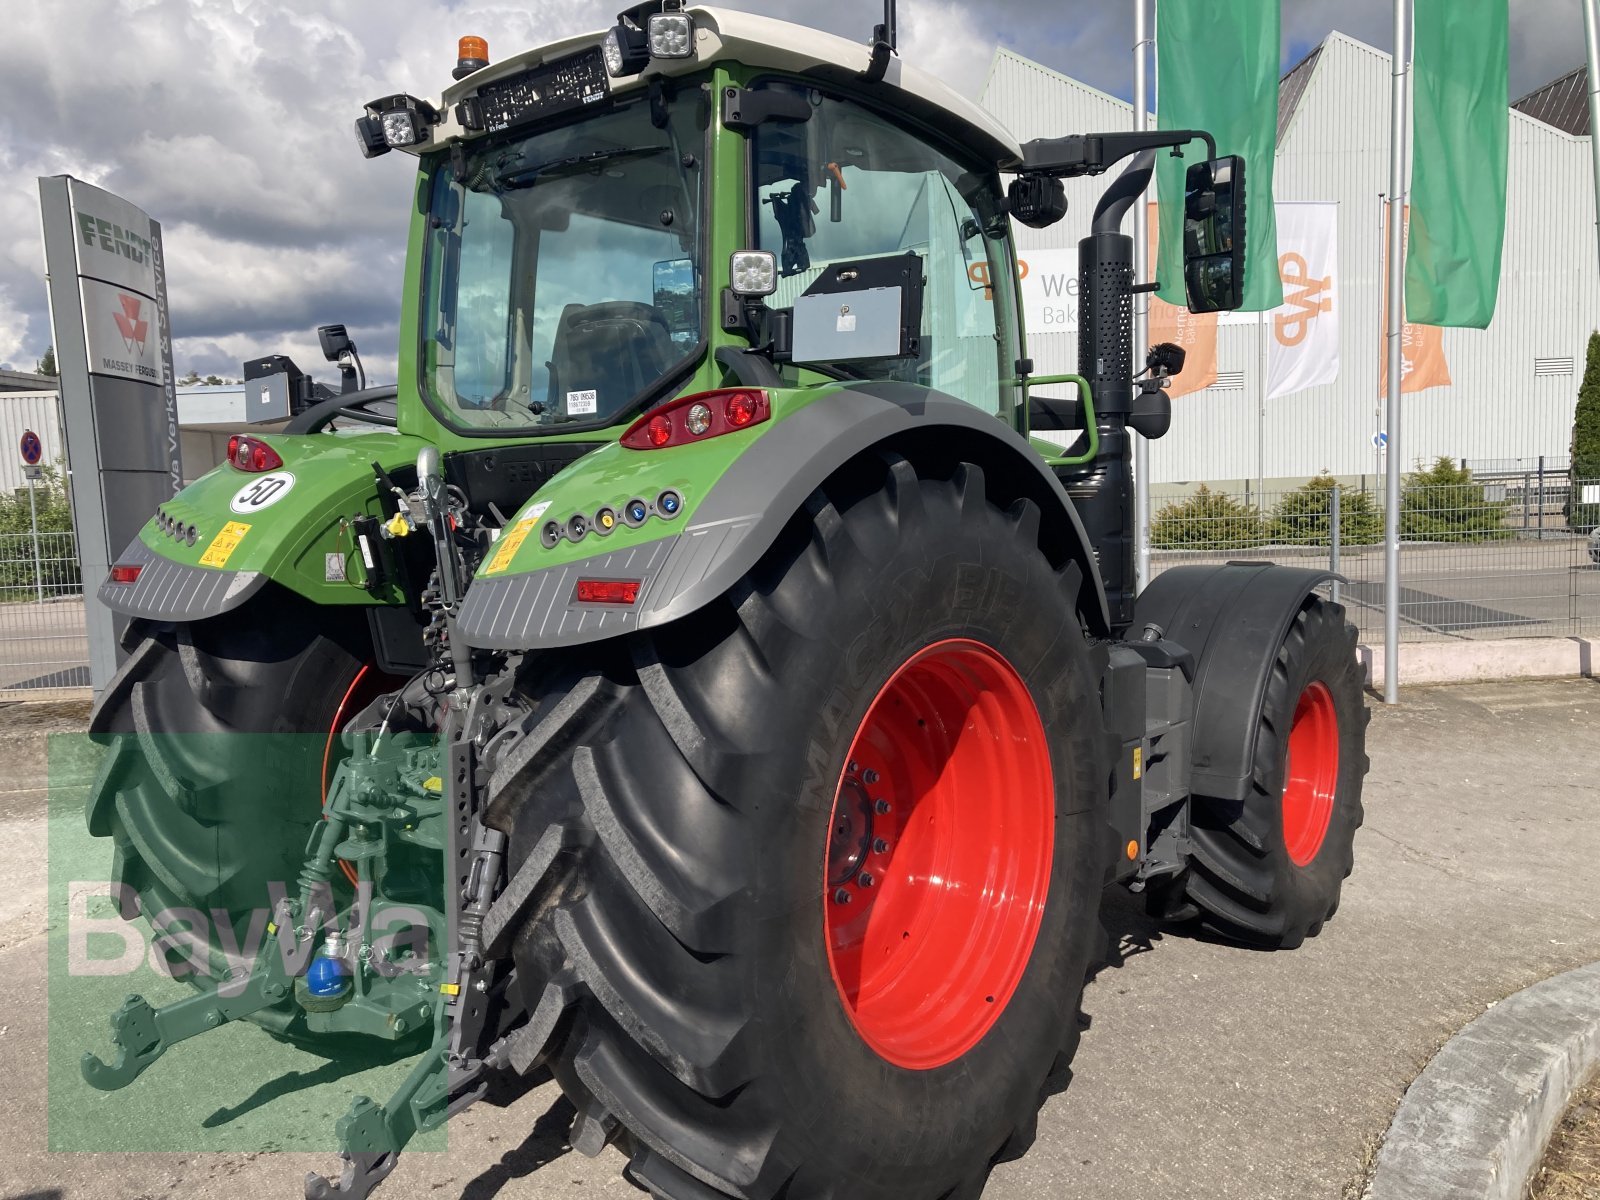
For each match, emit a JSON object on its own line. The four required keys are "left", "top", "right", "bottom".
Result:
{"left": 1018, "top": 129, "right": 1216, "bottom": 178}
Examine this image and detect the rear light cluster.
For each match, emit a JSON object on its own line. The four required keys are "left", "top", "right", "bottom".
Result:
{"left": 621, "top": 389, "right": 770, "bottom": 451}
{"left": 226, "top": 434, "right": 284, "bottom": 472}
{"left": 109, "top": 564, "right": 142, "bottom": 584}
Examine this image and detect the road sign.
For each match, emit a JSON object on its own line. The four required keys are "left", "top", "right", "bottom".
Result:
{"left": 1372, "top": 431, "right": 1388, "bottom": 450}
{"left": 19, "top": 429, "right": 42, "bottom": 466}
{"left": 22, "top": 464, "right": 44, "bottom": 481}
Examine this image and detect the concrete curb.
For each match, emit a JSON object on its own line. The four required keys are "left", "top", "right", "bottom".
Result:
{"left": 1366, "top": 961, "right": 1600, "bottom": 1200}
{"left": 1359, "top": 637, "right": 1595, "bottom": 686}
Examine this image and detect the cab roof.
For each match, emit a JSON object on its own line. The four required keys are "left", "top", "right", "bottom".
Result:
{"left": 428, "top": 6, "right": 1024, "bottom": 170}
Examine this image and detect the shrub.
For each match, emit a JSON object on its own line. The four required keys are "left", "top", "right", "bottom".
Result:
{"left": 1151, "top": 484, "right": 1264, "bottom": 549}
{"left": 1399, "top": 456, "right": 1511, "bottom": 542}
{"left": 1270, "top": 474, "right": 1384, "bottom": 547}
{"left": 0, "top": 464, "right": 80, "bottom": 597}
{"left": 1568, "top": 331, "right": 1600, "bottom": 530}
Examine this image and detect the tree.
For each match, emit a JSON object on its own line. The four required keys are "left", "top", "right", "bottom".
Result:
{"left": 1151, "top": 484, "right": 1264, "bottom": 549}
{"left": 1568, "top": 331, "right": 1600, "bottom": 530}
{"left": 177, "top": 369, "right": 202, "bottom": 386}
{"left": 1270, "top": 474, "right": 1384, "bottom": 547}
{"left": 1399, "top": 457, "right": 1511, "bottom": 542}
{"left": 35, "top": 345, "right": 57, "bottom": 376}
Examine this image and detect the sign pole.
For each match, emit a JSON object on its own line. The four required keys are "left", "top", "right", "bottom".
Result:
{"left": 26, "top": 477, "right": 42, "bottom": 604}
{"left": 1382, "top": 0, "right": 1410, "bottom": 705}
{"left": 1584, "top": 0, "right": 1600, "bottom": 281}
{"left": 1132, "top": 0, "right": 1153, "bottom": 591}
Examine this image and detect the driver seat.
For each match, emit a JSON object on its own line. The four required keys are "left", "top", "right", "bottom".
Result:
{"left": 547, "top": 301, "right": 677, "bottom": 417}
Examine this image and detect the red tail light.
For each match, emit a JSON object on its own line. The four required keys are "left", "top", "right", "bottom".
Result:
{"left": 226, "top": 434, "right": 284, "bottom": 473}
{"left": 621, "top": 389, "right": 771, "bottom": 450}
{"left": 110, "top": 564, "right": 142, "bottom": 584}
{"left": 574, "top": 578, "right": 641, "bottom": 605}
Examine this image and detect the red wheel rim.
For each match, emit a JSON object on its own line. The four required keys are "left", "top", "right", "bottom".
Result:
{"left": 823, "top": 638, "right": 1055, "bottom": 1071}
{"left": 1282, "top": 681, "right": 1339, "bottom": 867}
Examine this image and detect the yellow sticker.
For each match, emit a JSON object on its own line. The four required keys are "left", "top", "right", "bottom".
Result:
{"left": 440, "top": 982, "right": 461, "bottom": 996}
{"left": 1132, "top": 746, "right": 1143, "bottom": 780}
{"left": 485, "top": 516, "right": 538, "bottom": 575}
{"left": 199, "top": 521, "right": 252, "bottom": 568}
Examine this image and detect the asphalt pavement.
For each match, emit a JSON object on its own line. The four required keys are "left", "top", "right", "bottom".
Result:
{"left": 2, "top": 677, "right": 1599, "bottom": 1199}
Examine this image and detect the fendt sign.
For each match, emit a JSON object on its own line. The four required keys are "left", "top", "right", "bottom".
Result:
{"left": 40, "top": 176, "right": 183, "bottom": 694}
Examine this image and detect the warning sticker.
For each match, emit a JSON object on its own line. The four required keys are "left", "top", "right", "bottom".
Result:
{"left": 565, "top": 389, "right": 598, "bottom": 416}
{"left": 486, "top": 517, "right": 538, "bottom": 574}
{"left": 199, "top": 521, "right": 251, "bottom": 568}
{"left": 1132, "top": 746, "right": 1143, "bottom": 780}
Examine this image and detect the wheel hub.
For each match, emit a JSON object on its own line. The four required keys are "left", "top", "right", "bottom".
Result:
{"left": 1282, "top": 680, "right": 1339, "bottom": 867}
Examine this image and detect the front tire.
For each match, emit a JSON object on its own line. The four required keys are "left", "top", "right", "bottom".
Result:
{"left": 491, "top": 454, "right": 1113, "bottom": 1200}
{"left": 1171, "top": 596, "right": 1367, "bottom": 948}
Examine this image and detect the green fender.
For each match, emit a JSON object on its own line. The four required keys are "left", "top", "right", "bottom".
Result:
{"left": 457, "top": 381, "right": 1111, "bottom": 649}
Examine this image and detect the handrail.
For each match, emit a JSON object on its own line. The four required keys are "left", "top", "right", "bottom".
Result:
{"left": 282, "top": 386, "right": 401, "bottom": 435}
{"left": 1024, "top": 373, "right": 1098, "bottom": 466}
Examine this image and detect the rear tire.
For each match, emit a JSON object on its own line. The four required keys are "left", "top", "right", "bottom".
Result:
{"left": 1172, "top": 597, "right": 1367, "bottom": 948}
{"left": 88, "top": 593, "right": 377, "bottom": 925}
{"left": 490, "top": 454, "right": 1113, "bottom": 1200}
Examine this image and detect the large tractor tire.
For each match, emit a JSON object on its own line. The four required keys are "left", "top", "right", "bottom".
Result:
{"left": 1162, "top": 597, "right": 1367, "bottom": 948}
{"left": 87, "top": 593, "right": 380, "bottom": 928}
{"left": 489, "top": 453, "right": 1113, "bottom": 1200}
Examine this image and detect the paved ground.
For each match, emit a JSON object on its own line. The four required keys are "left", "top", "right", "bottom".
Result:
{"left": 2, "top": 678, "right": 1599, "bottom": 1200}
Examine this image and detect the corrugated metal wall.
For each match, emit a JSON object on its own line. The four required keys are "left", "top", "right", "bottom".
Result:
{"left": 0, "top": 392, "right": 66, "bottom": 493}
{"left": 982, "top": 35, "right": 1600, "bottom": 489}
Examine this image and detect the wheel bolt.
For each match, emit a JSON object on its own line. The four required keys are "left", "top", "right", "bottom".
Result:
{"left": 875, "top": 799, "right": 892, "bottom": 814}
{"left": 863, "top": 769, "right": 880, "bottom": 784}
{"left": 873, "top": 838, "right": 890, "bottom": 854}
{"left": 833, "top": 888, "right": 852, "bottom": 904}
{"left": 858, "top": 872, "right": 874, "bottom": 888}
{"left": 847, "top": 760, "right": 858, "bottom": 774}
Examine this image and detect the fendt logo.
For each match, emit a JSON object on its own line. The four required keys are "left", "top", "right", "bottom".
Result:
{"left": 76, "top": 210, "right": 152, "bottom": 266}
{"left": 1274, "top": 251, "right": 1333, "bottom": 347}
{"left": 112, "top": 294, "right": 148, "bottom": 354}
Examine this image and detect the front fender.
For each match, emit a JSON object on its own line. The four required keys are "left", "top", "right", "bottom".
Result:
{"left": 458, "top": 382, "right": 1110, "bottom": 649}
{"left": 99, "top": 431, "right": 430, "bottom": 621}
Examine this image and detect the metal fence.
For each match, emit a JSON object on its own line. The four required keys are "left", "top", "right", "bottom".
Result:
{"left": 1151, "top": 475, "right": 1600, "bottom": 643}
{"left": 0, "top": 528, "right": 91, "bottom": 697}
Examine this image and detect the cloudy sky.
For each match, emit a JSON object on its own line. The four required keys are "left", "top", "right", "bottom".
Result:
{"left": 0, "top": 0, "right": 1582, "bottom": 382}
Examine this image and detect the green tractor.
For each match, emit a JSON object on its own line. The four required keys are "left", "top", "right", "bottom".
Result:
{"left": 82, "top": 5, "right": 1367, "bottom": 1197}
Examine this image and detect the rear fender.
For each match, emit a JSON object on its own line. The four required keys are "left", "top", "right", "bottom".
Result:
{"left": 99, "top": 431, "right": 431, "bottom": 621}
{"left": 1133, "top": 563, "right": 1341, "bottom": 803}
{"left": 457, "top": 381, "right": 1111, "bottom": 649}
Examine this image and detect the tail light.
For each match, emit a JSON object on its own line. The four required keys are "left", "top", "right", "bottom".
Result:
{"left": 621, "top": 389, "right": 771, "bottom": 450}
{"left": 573, "top": 578, "right": 641, "bottom": 605}
{"left": 226, "top": 434, "right": 284, "bottom": 473}
{"left": 109, "top": 564, "right": 142, "bottom": 584}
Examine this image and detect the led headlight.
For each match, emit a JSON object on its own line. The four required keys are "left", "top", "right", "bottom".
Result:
{"left": 381, "top": 109, "right": 422, "bottom": 147}
{"left": 602, "top": 23, "right": 649, "bottom": 77}
{"left": 647, "top": 13, "right": 694, "bottom": 58}
{"left": 730, "top": 250, "right": 778, "bottom": 297}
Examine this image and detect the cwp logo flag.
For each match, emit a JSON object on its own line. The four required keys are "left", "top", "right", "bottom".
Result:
{"left": 1267, "top": 203, "right": 1340, "bottom": 400}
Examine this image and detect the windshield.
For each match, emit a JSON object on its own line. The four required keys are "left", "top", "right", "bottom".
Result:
{"left": 421, "top": 92, "right": 708, "bottom": 433}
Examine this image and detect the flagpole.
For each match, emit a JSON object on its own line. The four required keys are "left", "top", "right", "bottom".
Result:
{"left": 1382, "top": 0, "right": 1409, "bottom": 705}
{"left": 1132, "top": 0, "right": 1153, "bottom": 591}
{"left": 1583, "top": 0, "right": 1600, "bottom": 280}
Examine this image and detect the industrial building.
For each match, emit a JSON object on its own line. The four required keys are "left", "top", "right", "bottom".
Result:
{"left": 982, "top": 36, "right": 1599, "bottom": 495}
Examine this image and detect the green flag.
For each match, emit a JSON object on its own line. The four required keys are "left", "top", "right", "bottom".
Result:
{"left": 1404, "top": 0, "right": 1509, "bottom": 328}
{"left": 1155, "top": 0, "right": 1282, "bottom": 312}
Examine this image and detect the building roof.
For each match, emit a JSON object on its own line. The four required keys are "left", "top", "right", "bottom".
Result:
{"left": 0, "top": 368, "right": 58, "bottom": 393}
{"left": 1277, "top": 45, "right": 1323, "bottom": 143}
{"left": 1513, "top": 65, "right": 1589, "bottom": 136}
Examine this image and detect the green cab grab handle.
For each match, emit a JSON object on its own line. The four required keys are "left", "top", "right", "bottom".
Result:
{"left": 1023, "top": 373, "right": 1098, "bottom": 466}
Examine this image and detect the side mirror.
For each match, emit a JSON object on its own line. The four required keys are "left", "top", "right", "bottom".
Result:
{"left": 1182, "top": 155, "right": 1247, "bottom": 313}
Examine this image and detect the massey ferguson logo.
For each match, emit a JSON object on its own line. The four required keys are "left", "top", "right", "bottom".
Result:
{"left": 112, "top": 294, "right": 149, "bottom": 354}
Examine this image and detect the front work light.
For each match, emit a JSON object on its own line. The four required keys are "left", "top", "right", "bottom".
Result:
{"left": 382, "top": 110, "right": 422, "bottom": 147}
{"left": 730, "top": 250, "right": 778, "bottom": 296}
{"left": 355, "top": 94, "right": 442, "bottom": 160}
{"left": 603, "top": 23, "right": 650, "bottom": 77}
{"left": 647, "top": 13, "right": 694, "bottom": 58}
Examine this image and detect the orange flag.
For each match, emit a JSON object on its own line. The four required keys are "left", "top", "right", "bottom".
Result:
{"left": 1379, "top": 204, "right": 1452, "bottom": 394}
{"left": 1147, "top": 209, "right": 1218, "bottom": 397}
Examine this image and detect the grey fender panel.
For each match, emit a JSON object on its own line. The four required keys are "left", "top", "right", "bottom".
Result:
{"left": 1132, "top": 562, "right": 1341, "bottom": 803}
{"left": 96, "top": 537, "right": 267, "bottom": 621}
{"left": 458, "top": 383, "right": 1111, "bottom": 650}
